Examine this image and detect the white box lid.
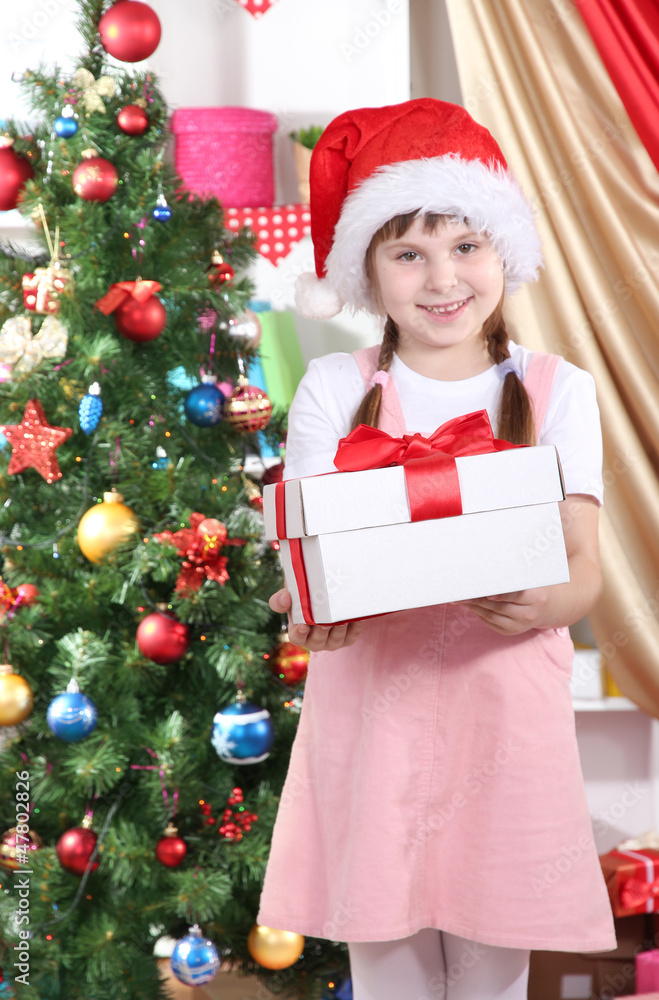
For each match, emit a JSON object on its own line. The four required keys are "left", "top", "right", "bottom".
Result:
{"left": 264, "top": 445, "right": 565, "bottom": 540}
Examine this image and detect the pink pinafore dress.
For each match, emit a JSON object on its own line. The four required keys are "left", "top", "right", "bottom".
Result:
{"left": 257, "top": 348, "right": 616, "bottom": 952}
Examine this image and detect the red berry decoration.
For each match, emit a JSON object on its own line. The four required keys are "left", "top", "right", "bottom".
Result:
{"left": 0, "top": 141, "right": 33, "bottom": 211}
{"left": 56, "top": 821, "right": 99, "bottom": 875}
{"left": 155, "top": 822, "right": 187, "bottom": 868}
{"left": 117, "top": 103, "right": 149, "bottom": 136}
{"left": 72, "top": 154, "right": 118, "bottom": 202}
{"left": 136, "top": 611, "right": 189, "bottom": 664}
{"left": 269, "top": 633, "right": 309, "bottom": 687}
{"left": 98, "top": 0, "right": 162, "bottom": 63}
{"left": 114, "top": 293, "right": 167, "bottom": 342}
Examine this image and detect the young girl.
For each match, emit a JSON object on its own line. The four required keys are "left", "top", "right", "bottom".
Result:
{"left": 258, "top": 99, "right": 616, "bottom": 999}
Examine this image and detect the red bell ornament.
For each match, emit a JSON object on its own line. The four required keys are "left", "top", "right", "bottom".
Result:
{"left": 56, "top": 816, "right": 99, "bottom": 875}
{"left": 0, "top": 140, "right": 33, "bottom": 211}
{"left": 98, "top": 1, "right": 162, "bottom": 63}
{"left": 136, "top": 611, "right": 190, "bottom": 664}
{"left": 117, "top": 103, "right": 149, "bottom": 136}
{"left": 155, "top": 822, "right": 187, "bottom": 867}
{"left": 72, "top": 153, "right": 118, "bottom": 202}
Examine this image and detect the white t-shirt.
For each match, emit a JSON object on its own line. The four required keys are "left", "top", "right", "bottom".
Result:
{"left": 283, "top": 340, "right": 604, "bottom": 503}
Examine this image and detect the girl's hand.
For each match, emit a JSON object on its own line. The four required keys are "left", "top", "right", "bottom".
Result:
{"left": 462, "top": 588, "right": 552, "bottom": 635}
{"left": 269, "top": 588, "right": 365, "bottom": 652}
{"left": 462, "top": 495, "right": 602, "bottom": 635}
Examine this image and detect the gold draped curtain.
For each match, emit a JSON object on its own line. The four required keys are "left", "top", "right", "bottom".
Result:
{"left": 446, "top": 0, "right": 659, "bottom": 715}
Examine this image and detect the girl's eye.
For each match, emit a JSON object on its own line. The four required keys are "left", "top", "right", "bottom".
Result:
{"left": 456, "top": 243, "right": 477, "bottom": 255}
{"left": 398, "top": 251, "right": 420, "bottom": 261}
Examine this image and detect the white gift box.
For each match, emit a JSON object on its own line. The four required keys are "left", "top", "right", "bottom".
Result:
{"left": 264, "top": 446, "right": 569, "bottom": 625}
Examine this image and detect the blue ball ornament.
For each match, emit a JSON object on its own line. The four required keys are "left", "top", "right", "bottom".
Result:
{"left": 47, "top": 680, "right": 97, "bottom": 742}
{"left": 153, "top": 191, "right": 171, "bottom": 222}
{"left": 171, "top": 925, "right": 220, "bottom": 986}
{"left": 184, "top": 378, "right": 225, "bottom": 427}
{"left": 212, "top": 695, "right": 274, "bottom": 765}
{"left": 54, "top": 116, "right": 78, "bottom": 139}
{"left": 79, "top": 383, "right": 103, "bottom": 435}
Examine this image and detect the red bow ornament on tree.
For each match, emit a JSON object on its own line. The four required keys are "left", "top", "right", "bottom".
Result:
{"left": 153, "top": 513, "right": 230, "bottom": 593}
{"left": 95, "top": 279, "right": 161, "bottom": 315}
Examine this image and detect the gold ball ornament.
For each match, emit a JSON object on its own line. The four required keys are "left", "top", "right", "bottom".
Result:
{"left": 0, "top": 826, "right": 43, "bottom": 870}
{"left": 247, "top": 923, "right": 305, "bottom": 970}
{"left": 223, "top": 376, "right": 272, "bottom": 433}
{"left": 0, "top": 663, "right": 34, "bottom": 726}
{"left": 77, "top": 491, "right": 139, "bottom": 564}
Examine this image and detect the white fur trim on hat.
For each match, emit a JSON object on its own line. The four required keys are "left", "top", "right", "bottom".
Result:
{"left": 294, "top": 271, "right": 344, "bottom": 320}
{"left": 312, "top": 155, "right": 542, "bottom": 316}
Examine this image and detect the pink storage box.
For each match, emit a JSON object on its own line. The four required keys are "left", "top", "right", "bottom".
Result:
{"left": 637, "top": 950, "right": 659, "bottom": 992}
{"left": 170, "top": 106, "right": 278, "bottom": 208}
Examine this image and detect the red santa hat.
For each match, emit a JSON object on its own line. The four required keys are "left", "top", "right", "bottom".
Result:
{"left": 295, "top": 98, "right": 542, "bottom": 319}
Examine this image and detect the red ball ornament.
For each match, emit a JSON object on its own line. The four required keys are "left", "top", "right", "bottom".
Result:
{"left": 15, "top": 583, "right": 39, "bottom": 606}
{"left": 72, "top": 155, "right": 119, "bottom": 202}
{"left": 269, "top": 634, "right": 309, "bottom": 687}
{"left": 0, "top": 143, "right": 33, "bottom": 211}
{"left": 155, "top": 822, "right": 187, "bottom": 867}
{"left": 117, "top": 103, "right": 149, "bottom": 136}
{"left": 136, "top": 611, "right": 189, "bottom": 664}
{"left": 223, "top": 376, "right": 272, "bottom": 433}
{"left": 56, "top": 823, "right": 99, "bottom": 875}
{"left": 114, "top": 294, "right": 167, "bottom": 342}
{"left": 98, "top": 0, "right": 162, "bottom": 63}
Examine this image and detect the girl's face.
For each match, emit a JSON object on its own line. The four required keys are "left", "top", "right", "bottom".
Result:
{"left": 372, "top": 216, "right": 504, "bottom": 373}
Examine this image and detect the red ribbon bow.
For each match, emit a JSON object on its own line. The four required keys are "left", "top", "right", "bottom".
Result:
{"left": 95, "top": 279, "right": 162, "bottom": 315}
{"left": 334, "top": 410, "right": 519, "bottom": 522}
{"left": 620, "top": 876, "right": 659, "bottom": 911}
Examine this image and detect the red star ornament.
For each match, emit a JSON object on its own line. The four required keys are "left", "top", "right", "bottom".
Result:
{"left": 0, "top": 398, "right": 73, "bottom": 483}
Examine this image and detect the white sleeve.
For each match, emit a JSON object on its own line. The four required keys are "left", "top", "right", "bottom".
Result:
{"left": 283, "top": 353, "right": 366, "bottom": 480}
{"left": 539, "top": 361, "right": 604, "bottom": 504}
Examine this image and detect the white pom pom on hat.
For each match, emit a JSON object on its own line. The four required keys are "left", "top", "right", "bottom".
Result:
{"left": 295, "top": 98, "right": 542, "bottom": 319}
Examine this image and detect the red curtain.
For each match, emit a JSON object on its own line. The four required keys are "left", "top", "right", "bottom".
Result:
{"left": 578, "top": 0, "right": 659, "bottom": 172}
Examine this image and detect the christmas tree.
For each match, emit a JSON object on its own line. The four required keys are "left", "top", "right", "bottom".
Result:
{"left": 0, "top": 2, "right": 349, "bottom": 997}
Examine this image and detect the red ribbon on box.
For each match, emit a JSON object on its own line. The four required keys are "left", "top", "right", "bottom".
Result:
{"left": 95, "top": 280, "right": 162, "bottom": 315}
{"left": 275, "top": 410, "right": 520, "bottom": 625}
{"left": 621, "top": 874, "right": 659, "bottom": 910}
{"left": 334, "top": 410, "right": 519, "bottom": 522}
{"left": 601, "top": 848, "right": 659, "bottom": 916}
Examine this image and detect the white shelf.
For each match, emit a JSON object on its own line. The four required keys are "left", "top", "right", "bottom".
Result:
{"left": 572, "top": 696, "right": 637, "bottom": 712}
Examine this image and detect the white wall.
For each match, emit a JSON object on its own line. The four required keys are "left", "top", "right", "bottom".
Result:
{"left": 0, "top": 0, "right": 412, "bottom": 353}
